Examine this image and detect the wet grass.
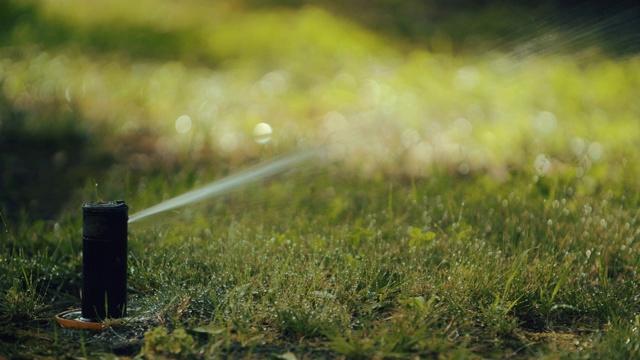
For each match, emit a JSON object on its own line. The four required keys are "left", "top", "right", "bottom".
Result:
{"left": 4, "top": 169, "right": 640, "bottom": 358}
{"left": 2, "top": 0, "right": 640, "bottom": 358}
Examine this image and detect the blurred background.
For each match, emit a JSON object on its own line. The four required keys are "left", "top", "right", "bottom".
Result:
{"left": 1, "top": 0, "right": 639, "bottom": 220}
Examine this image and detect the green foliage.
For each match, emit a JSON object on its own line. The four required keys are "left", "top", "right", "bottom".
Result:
{"left": 140, "top": 327, "right": 196, "bottom": 359}
{"left": 407, "top": 227, "right": 435, "bottom": 247}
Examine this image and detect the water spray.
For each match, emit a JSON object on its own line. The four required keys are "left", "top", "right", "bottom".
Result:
{"left": 56, "top": 150, "right": 320, "bottom": 330}
{"left": 128, "top": 149, "right": 320, "bottom": 224}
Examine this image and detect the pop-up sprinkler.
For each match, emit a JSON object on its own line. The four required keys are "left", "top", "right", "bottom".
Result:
{"left": 54, "top": 150, "right": 320, "bottom": 330}
{"left": 56, "top": 200, "right": 128, "bottom": 330}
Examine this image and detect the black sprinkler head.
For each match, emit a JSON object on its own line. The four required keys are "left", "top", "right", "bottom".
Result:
{"left": 82, "top": 200, "right": 128, "bottom": 321}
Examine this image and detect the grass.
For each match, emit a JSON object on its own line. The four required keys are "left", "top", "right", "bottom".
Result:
{"left": 2, "top": 0, "right": 640, "bottom": 358}
{"left": 5, "top": 171, "right": 640, "bottom": 357}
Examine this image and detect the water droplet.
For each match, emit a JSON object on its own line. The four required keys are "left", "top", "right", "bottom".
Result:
{"left": 458, "top": 162, "right": 470, "bottom": 175}
{"left": 570, "top": 137, "right": 586, "bottom": 156}
{"left": 532, "top": 111, "right": 557, "bottom": 135}
{"left": 534, "top": 154, "right": 551, "bottom": 175}
{"left": 588, "top": 142, "right": 603, "bottom": 161}
{"left": 401, "top": 129, "right": 420, "bottom": 149}
{"left": 454, "top": 66, "right": 479, "bottom": 90}
{"left": 253, "top": 122, "right": 272, "bottom": 144}
{"left": 452, "top": 117, "right": 473, "bottom": 137}
{"left": 175, "top": 115, "right": 192, "bottom": 134}
{"left": 257, "top": 71, "right": 287, "bottom": 95}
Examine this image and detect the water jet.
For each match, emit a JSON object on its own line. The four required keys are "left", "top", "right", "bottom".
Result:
{"left": 128, "top": 150, "right": 320, "bottom": 224}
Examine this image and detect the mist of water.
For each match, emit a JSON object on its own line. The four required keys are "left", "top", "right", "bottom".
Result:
{"left": 127, "top": 149, "right": 322, "bottom": 224}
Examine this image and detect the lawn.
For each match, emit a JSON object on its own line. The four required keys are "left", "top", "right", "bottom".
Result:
{"left": 1, "top": 0, "right": 640, "bottom": 358}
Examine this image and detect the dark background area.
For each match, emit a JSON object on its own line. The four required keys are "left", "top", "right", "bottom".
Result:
{"left": 2, "top": 0, "right": 639, "bottom": 57}
{"left": 247, "top": 0, "right": 640, "bottom": 55}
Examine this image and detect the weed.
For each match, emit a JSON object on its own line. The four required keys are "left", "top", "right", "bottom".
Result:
{"left": 140, "top": 327, "right": 196, "bottom": 358}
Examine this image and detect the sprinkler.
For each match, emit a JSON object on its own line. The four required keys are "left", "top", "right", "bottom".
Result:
{"left": 56, "top": 200, "right": 128, "bottom": 330}
{"left": 55, "top": 149, "right": 321, "bottom": 330}
{"left": 82, "top": 200, "right": 128, "bottom": 320}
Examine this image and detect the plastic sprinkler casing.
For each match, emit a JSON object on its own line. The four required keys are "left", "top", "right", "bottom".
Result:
{"left": 82, "top": 200, "right": 128, "bottom": 321}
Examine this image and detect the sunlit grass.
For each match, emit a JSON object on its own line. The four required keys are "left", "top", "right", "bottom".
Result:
{"left": 2, "top": 0, "right": 640, "bottom": 358}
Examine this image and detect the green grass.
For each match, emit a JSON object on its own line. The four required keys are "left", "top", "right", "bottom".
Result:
{"left": 2, "top": 0, "right": 640, "bottom": 358}
{"left": 5, "top": 171, "right": 640, "bottom": 357}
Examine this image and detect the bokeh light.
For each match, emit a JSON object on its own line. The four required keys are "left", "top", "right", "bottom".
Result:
{"left": 252, "top": 122, "right": 272, "bottom": 144}
{"left": 175, "top": 115, "right": 192, "bottom": 134}
{"left": 0, "top": 0, "right": 636, "bottom": 182}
